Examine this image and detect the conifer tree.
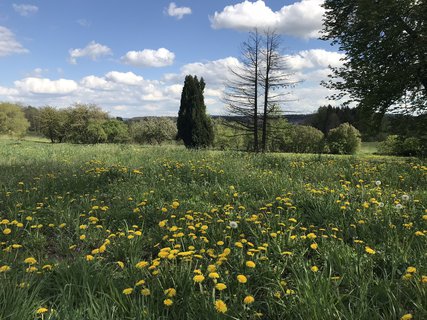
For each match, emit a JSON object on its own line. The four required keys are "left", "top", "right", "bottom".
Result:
{"left": 177, "top": 75, "right": 214, "bottom": 148}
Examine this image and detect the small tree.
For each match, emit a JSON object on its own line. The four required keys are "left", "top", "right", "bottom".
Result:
{"left": 327, "top": 123, "right": 361, "bottom": 154}
{"left": 39, "top": 106, "right": 68, "bottom": 143}
{"left": 0, "top": 102, "right": 29, "bottom": 137}
{"left": 177, "top": 75, "right": 214, "bottom": 148}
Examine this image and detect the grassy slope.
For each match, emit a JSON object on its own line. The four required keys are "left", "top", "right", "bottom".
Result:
{"left": 0, "top": 140, "right": 426, "bottom": 320}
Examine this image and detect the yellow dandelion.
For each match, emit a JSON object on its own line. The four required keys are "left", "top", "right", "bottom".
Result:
{"left": 141, "top": 288, "right": 151, "bottom": 296}
{"left": 311, "top": 266, "right": 319, "bottom": 272}
{"left": 36, "top": 307, "right": 48, "bottom": 314}
{"left": 2, "top": 228, "right": 11, "bottom": 235}
{"left": 246, "top": 261, "right": 256, "bottom": 268}
{"left": 209, "top": 272, "right": 220, "bottom": 279}
{"left": 193, "top": 274, "right": 205, "bottom": 283}
{"left": 215, "top": 283, "right": 227, "bottom": 290}
{"left": 86, "top": 254, "right": 94, "bottom": 261}
{"left": 164, "top": 299, "right": 173, "bottom": 307}
{"left": 364, "top": 246, "right": 376, "bottom": 255}
{"left": 243, "top": 295, "right": 255, "bottom": 304}
{"left": 214, "top": 299, "right": 227, "bottom": 313}
{"left": 237, "top": 274, "right": 247, "bottom": 283}
{"left": 24, "top": 257, "right": 37, "bottom": 265}
{"left": 122, "top": 288, "right": 133, "bottom": 295}
{"left": 406, "top": 266, "right": 416, "bottom": 273}
{"left": 164, "top": 288, "right": 176, "bottom": 297}
{"left": 310, "top": 243, "right": 318, "bottom": 250}
{"left": 135, "top": 261, "right": 149, "bottom": 269}
{"left": 400, "top": 314, "right": 413, "bottom": 320}
{"left": 0, "top": 265, "right": 11, "bottom": 273}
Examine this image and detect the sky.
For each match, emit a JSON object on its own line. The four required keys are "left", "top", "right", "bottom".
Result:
{"left": 0, "top": 0, "right": 345, "bottom": 117}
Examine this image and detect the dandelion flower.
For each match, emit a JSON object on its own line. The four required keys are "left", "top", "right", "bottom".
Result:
{"left": 401, "top": 194, "right": 410, "bottom": 201}
{"left": 214, "top": 299, "right": 227, "bottom": 313}
{"left": 141, "top": 288, "right": 151, "bottom": 296}
{"left": 135, "top": 261, "right": 149, "bottom": 269}
{"left": 208, "top": 272, "right": 220, "bottom": 279}
{"left": 375, "top": 180, "right": 381, "bottom": 186}
{"left": 86, "top": 255, "right": 94, "bottom": 261}
{"left": 310, "top": 243, "right": 318, "bottom": 250}
{"left": 243, "top": 295, "right": 255, "bottom": 304}
{"left": 365, "top": 246, "right": 376, "bottom": 254}
{"left": 406, "top": 266, "right": 416, "bottom": 273}
{"left": 36, "top": 307, "right": 48, "bottom": 314}
{"left": 395, "top": 203, "right": 403, "bottom": 210}
{"left": 237, "top": 274, "right": 247, "bottom": 283}
{"left": 2, "top": 228, "right": 11, "bottom": 235}
{"left": 164, "top": 288, "right": 176, "bottom": 297}
{"left": 123, "top": 288, "right": 133, "bottom": 295}
{"left": 0, "top": 265, "right": 11, "bottom": 273}
{"left": 400, "top": 314, "right": 413, "bottom": 320}
{"left": 116, "top": 261, "right": 125, "bottom": 269}
{"left": 193, "top": 274, "right": 205, "bottom": 283}
{"left": 215, "top": 283, "right": 227, "bottom": 290}
{"left": 246, "top": 261, "right": 256, "bottom": 268}
{"left": 311, "top": 266, "right": 319, "bottom": 272}
{"left": 163, "top": 299, "right": 173, "bottom": 307}
{"left": 24, "top": 257, "right": 37, "bottom": 265}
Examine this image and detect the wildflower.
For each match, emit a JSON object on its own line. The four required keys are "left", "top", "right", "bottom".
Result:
{"left": 237, "top": 274, "right": 247, "bottom": 283}
{"left": 86, "top": 255, "right": 94, "bottom": 261}
{"left": 123, "top": 288, "right": 133, "bottom": 295}
{"left": 79, "top": 235, "right": 86, "bottom": 240}
{"left": 421, "top": 275, "right": 427, "bottom": 283}
{"left": 209, "top": 272, "right": 220, "bottom": 279}
{"left": 246, "top": 261, "right": 256, "bottom": 268}
{"left": 164, "top": 288, "right": 176, "bottom": 297}
{"left": 406, "top": 266, "right": 416, "bottom": 273}
{"left": 215, "top": 283, "right": 227, "bottom": 290}
{"left": 24, "top": 257, "right": 37, "bottom": 265}
{"left": 2, "top": 228, "right": 11, "bottom": 235}
{"left": 310, "top": 243, "right": 318, "bottom": 250}
{"left": 135, "top": 261, "right": 149, "bottom": 269}
{"left": 311, "top": 266, "right": 319, "bottom": 272}
{"left": 229, "top": 221, "right": 238, "bottom": 229}
{"left": 375, "top": 180, "right": 381, "bottom": 186}
{"left": 0, "top": 265, "right": 11, "bottom": 273}
{"left": 214, "top": 299, "right": 227, "bottom": 313}
{"left": 395, "top": 203, "right": 403, "bottom": 210}
{"left": 365, "top": 246, "right": 376, "bottom": 254}
{"left": 193, "top": 274, "right": 205, "bottom": 283}
{"left": 42, "top": 264, "right": 53, "bottom": 271}
{"left": 306, "top": 233, "right": 317, "bottom": 239}
{"left": 36, "top": 307, "right": 48, "bottom": 314}
{"left": 243, "top": 295, "right": 255, "bottom": 304}
{"left": 163, "top": 299, "right": 173, "bottom": 307}
{"left": 207, "top": 264, "right": 216, "bottom": 272}
{"left": 116, "top": 261, "right": 125, "bottom": 269}
{"left": 141, "top": 288, "right": 151, "bottom": 296}
{"left": 135, "top": 279, "right": 145, "bottom": 286}
{"left": 401, "top": 194, "right": 410, "bottom": 201}
{"left": 400, "top": 314, "right": 413, "bottom": 320}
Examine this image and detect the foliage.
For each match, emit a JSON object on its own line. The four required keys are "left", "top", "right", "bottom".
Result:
{"left": 212, "top": 118, "right": 245, "bottom": 150}
{"left": 0, "top": 141, "right": 426, "bottom": 319}
{"left": 130, "top": 118, "right": 177, "bottom": 145}
{"left": 0, "top": 102, "right": 30, "bottom": 137}
{"left": 287, "top": 125, "right": 325, "bottom": 154}
{"left": 327, "top": 123, "right": 361, "bottom": 154}
{"left": 321, "top": 0, "right": 427, "bottom": 114}
{"left": 38, "top": 107, "right": 68, "bottom": 143}
{"left": 378, "top": 135, "right": 425, "bottom": 157}
{"left": 177, "top": 75, "right": 214, "bottom": 148}
{"left": 22, "top": 106, "right": 42, "bottom": 133}
{"left": 102, "top": 119, "right": 130, "bottom": 143}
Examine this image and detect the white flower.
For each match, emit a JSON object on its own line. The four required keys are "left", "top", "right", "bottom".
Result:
{"left": 395, "top": 203, "right": 403, "bottom": 210}
{"left": 229, "top": 221, "right": 238, "bottom": 229}
{"left": 401, "top": 194, "right": 410, "bottom": 201}
{"left": 378, "top": 202, "right": 384, "bottom": 208}
{"left": 375, "top": 180, "right": 381, "bottom": 186}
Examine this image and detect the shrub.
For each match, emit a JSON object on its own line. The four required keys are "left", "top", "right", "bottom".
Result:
{"left": 130, "top": 118, "right": 177, "bottom": 145}
{"left": 0, "top": 102, "right": 29, "bottom": 137}
{"left": 378, "top": 135, "right": 424, "bottom": 157}
{"left": 212, "top": 118, "right": 245, "bottom": 150}
{"left": 288, "top": 125, "right": 325, "bottom": 153}
{"left": 102, "top": 119, "right": 130, "bottom": 143}
{"left": 327, "top": 123, "right": 361, "bottom": 154}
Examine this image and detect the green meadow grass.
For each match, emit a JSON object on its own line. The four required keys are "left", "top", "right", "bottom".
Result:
{"left": 0, "top": 139, "right": 426, "bottom": 319}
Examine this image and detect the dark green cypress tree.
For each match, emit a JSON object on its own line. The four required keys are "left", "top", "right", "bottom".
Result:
{"left": 177, "top": 75, "right": 214, "bottom": 148}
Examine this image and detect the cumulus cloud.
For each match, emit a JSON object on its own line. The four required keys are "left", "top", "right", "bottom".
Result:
{"left": 105, "top": 71, "right": 144, "bottom": 86}
{"left": 14, "top": 77, "right": 78, "bottom": 94}
{"left": 121, "top": 48, "right": 175, "bottom": 68}
{"left": 210, "top": 0, "right": 324, "bottom": 39}
{"left": 0, "top": 26, "right": 28, "bottom": 57}
{"left": 286, "top": 49, "right": 345, "bottom": 70}
{"left": 69, "top": 41, "right": 112, "bottom": 64}
{"left": 166, "top": 2, "right": 192, "bottom": 19}
{"left": 13, "top": 4, "right": 38, "bottom": 16}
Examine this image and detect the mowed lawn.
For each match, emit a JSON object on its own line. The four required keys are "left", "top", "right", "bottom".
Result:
{"left": 0, "top": 139, "right": 426, "bottom": 320}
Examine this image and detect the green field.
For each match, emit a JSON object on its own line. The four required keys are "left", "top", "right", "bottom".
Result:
{"left": 0, "top": 140, "right": 426, "bottom": 320}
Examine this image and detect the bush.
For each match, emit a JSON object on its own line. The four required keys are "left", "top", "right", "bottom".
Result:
{"left": 0, "top": 102, "right": 29, "bottom": 137}
{"left": 288, "top": 125, "right": 325, "bottom": 153}
{"left": 212, "top": 118, "right": 245, "bottom": 150}
{"left": 130, "top": 118, "right": 177, "bottom": 145}
{"left": 102, "top": 119, "right": 130, "bottom": 143}
{"left": 378, "top": 135, "right": 425, "bottom": 157}
{"left": 327, "top": 123, "right": 361, "bottom": 154}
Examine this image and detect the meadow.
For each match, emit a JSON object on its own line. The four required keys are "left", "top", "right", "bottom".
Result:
{"left": 0, "top": 139, "right": 426, "bottom": 320}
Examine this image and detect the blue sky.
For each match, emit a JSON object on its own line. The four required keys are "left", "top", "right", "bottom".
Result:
{"left": 0, "top": 0, "right": 344, "bottom": 117}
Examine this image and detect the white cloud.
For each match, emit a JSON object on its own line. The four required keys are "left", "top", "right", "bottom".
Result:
{"left": 121, "top": 48, "right": 175, "bottom": 68}
{"left": 14, "top": 77, "right": 78, "bottom": 94}
{"left": 69, "top": 41, "right": 112, "bottom": 64}
{"left": 80, "top": 75, "right": 111, "bottom": 90}
{"left": 166, "top": 2, "right": 192, "bottom": 19}
{"left": 77, "top": 19, "right": 91, "bottom": 27}
{"left": 210, "top": 0, "right": 324, "bottom": 39}
{"left": 13, "top": 4, "right": 38, "bottom": 16}
{"left": 0, "top": 26, "right": 28, "bottom": 57}
{"left": 286, "top": 49, "right": 345, "bottom": 70}
{"left": 105, "top": 71, "right": 144, "bottom": 86}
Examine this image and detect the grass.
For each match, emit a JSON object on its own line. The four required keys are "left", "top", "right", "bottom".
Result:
{"left": 0, "top": 139, "right": 426, "bottom": 319}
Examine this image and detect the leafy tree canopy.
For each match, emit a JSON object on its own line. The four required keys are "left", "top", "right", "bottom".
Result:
{"left": 321, "top": 0, "right": 427, "bottom": 114}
